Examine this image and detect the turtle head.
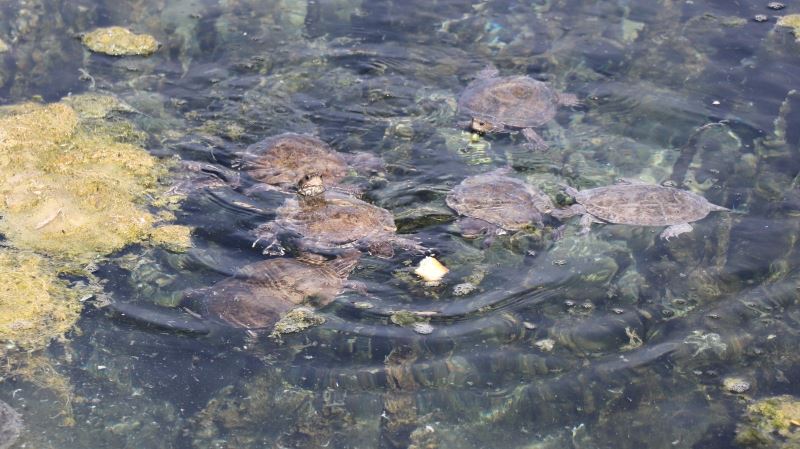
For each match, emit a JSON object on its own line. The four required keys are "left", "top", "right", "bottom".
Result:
{"left": 297, "top": 172, "right": 325, "bottom": 197}
{"left": 470, "top": 117, "right": 500, "bottom": 134}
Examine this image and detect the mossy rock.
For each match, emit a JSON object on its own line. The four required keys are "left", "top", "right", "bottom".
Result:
{"left": 82, "top": 27, "right": 159, "bottom": 56}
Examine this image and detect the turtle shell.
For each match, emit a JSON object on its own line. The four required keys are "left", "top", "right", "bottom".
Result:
{"left": 446, "top": 170, "right": 553, "bottom": 231}
{"left": 276, "top": 191, "right": 397, "bottom": 248}
{"left": 458, "top": 76, "right": 558, "bottom": 128}
{"left": 241, "top": 133, "right": 348, "bottom": 188}
{"left": 575, "top": 184, "right": 721, "bottom": 226}
{"left": 201, "top": 253, "right": 358, "bottom": 330}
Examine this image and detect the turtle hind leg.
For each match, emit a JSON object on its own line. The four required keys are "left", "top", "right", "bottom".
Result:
{"left": 660, "top": 223, "right": 693, "bottom": 240}
{"left": 521, "top": 128, "right": 549, "bottom": 151}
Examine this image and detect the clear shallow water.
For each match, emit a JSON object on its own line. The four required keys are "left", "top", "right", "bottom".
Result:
{"left": 1, "top": 0, "right": 800, "bottom": 448}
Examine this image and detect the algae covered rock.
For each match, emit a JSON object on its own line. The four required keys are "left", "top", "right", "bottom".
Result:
{"left": 736, "top": 395, "right": 800, "bottom": 449}
{"left": 0, "top": 97, "right": 187, "bottom": 262}
{"left": 0, "top": 249, "right": 84, "bottom": 353}
{"left": 82, "top": 27, "right": 159, "bottom": 56}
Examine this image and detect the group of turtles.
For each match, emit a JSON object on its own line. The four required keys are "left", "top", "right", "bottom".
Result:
{"left": 114, "top": 66, "right": 730, "bottom": 336}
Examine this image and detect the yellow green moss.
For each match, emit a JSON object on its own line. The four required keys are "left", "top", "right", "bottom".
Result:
{"left": 736, "top": 395, "right": 800, "bottom": 448}
{"left": 777, "top": 15, "right": 800, "bottom": 42}
{"left": 0, "top": 249, "right": 84, "bottom": 352}
{"left": 0, "top": 98, "right": 185, "bottom": 262}
{"left": 149, "top": 225, "right": 193, "bottom": 253}
{"left": 82, "top": 27, "right": 159, "bottom": 56}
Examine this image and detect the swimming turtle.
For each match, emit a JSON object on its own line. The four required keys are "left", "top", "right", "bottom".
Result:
{"left": 446, "top": 168, "right": 555, "bottom": 238}
{"left": 236, "top": 133, "right": 384, "bottom": 194}
{"left": 111, "top": 251, "right": 362, "bottom": 334}
{"left": 458, "top": 66, "right": 579, "bottom": 150}
{"left": 256, "top": 173, "right": 424, "bottom": 258}
{"left": 555, "top": 183, "right": 729, "bottom": 239}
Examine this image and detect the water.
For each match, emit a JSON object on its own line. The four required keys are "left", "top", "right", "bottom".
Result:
{"left": 1, "top": 0, "right": 799, "bottom": 448}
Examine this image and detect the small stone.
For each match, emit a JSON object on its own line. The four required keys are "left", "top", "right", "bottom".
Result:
{"left": 414, "top": 256, "right": 449, "bottom": 284}
{"left": 535, "top": 338, "right": 555, "bottom": 352}
{"left": 82, "top": 27, "right": 159, "bottom": 56}
{"left": 353, "top": 301, "right": 373, "bottom": 309}
{"left": 723, "top": 377, "right": 751, "bottom": 394}
{"left": 712, "top": 100, "right": 721, "bottom": 106}
{"left": 754, "top": 14, "right": 769, "bottom": 22}
{"left": 412, "top": 322, "right": 434, "bottom": 335}
{"left": 768, "top": 2, "right": 785, "bottom": 10}
{"left": 523, "top": 321, "right": 537, "bottom": 330}
{"left": 270, "top": 307, "right": 325, "bottom": 338}
{"left": 0, "top": 38, "right": 9, "bottom": 53}
{"left": 452, "top": 282, "right": 476, "bottom": 296}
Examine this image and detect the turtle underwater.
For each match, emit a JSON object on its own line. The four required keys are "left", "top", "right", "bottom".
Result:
{"left": 554, "top": 183, "right": 730, "bottom": 239}
{"left": 445, "top": 168, "right": 555, "bottom": 238}
{"left": 458, "top": 66, "right": 579, "bottom": 150}
{"left": 236, "top": 133, "right": 384, "bottom": 194}
{"left": 110, "top": 250, "right": 362, "bottom": 334}
{"left": 255, "top": 173, "right": 424, "bottom": 258}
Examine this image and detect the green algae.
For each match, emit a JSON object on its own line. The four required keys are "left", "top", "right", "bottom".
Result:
{"left": 777, "top": 15, "right": 800, "bottom": 42}
{"left": 0, "top": 97, "right": 187, "bottom": 262}
{"left": 0, "top": 249, "right": 84, "bottom": 352}
{"left": 736, "top": 395, "right": 800, "bottom": 448}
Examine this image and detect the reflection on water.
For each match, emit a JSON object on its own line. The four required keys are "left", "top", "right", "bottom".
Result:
{"left": 1, "top": 0, "right": 800, "bottom": 448}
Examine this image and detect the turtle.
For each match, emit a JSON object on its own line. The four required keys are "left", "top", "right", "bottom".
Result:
{"left": 554, "top": 183, "right": 730, "bottom": 239}
{"left": 458, "top": 66, "right": 579, "bottom": 150}
{"left": 445, "top": 168, "right": 555, "bottom": 238}
{"left": 110, "top": 251, "right": 362, "bottom": 334}
{"left": 255, "top": 173, "right": 424, "bottom": 258}
{"left": 235, "top": 133, "right": 384, "bottom": 194}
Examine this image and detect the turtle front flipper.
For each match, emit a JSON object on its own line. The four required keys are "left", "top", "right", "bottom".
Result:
{"left": 579, "top": 214, "right": 604, "bottom": 234}
{"left": 556, "top": 91, "right": 581, "bottom": 107}
{"left": 107, "top": 301, "right": 213, "bottom": 334}
{"left": 522, "top": 128, "right": 548, "bottom": 151}
{"left": 660, "top": 223, "right": 693, "bottom": 240}
{"left": 254, "top": 222, "right": 286, "bottom": 256}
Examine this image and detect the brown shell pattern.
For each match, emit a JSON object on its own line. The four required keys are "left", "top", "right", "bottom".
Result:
{"left": 446, "top": 170, "right": 553, "bottom": 230}
{"left": 241, "top": 133, "right": 348, "bottom": 188}
{"left": 204, "top": 256, "right": 355, "bottom": 330}
{"left": 458, "top": 76, "right": 558, "bottom": 128}
{"left": 576, "top": 185, "right": 719, "bottom": 226}
{"left": 277, "top": 192, "right": 397, "bottom": 246}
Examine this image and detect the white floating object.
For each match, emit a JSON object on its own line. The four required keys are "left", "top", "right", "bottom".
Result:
{"left": 414, "top": 256, "right": 449, "bottom": 283}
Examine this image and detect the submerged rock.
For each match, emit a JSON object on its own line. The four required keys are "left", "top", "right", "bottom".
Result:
{"left": 82, "top": 27, "right": 159, "bottom": 56}
{"left": 776, "top": 15, "right": 800, "bottom": 42}
{"left": 0, "top": 399, "right": 21, "bottom": 449}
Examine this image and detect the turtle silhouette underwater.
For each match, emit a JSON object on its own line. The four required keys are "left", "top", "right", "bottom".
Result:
{"left": 255, "top": 173, "right": 424, "bottom": 258}
{"left": 110, "top": 250, "right": 362, "bottom": 335}
{"left": 458, "top": 66, "right": 579, "bottom": 150}
{"left": 445, "top": 168, "right": 555, "bottom": 239}
{"left": 554, "top": 183, "right": 730, "bottom": 239}
{"left": 235, "top": 133, "right": 384, "bottom": 194}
